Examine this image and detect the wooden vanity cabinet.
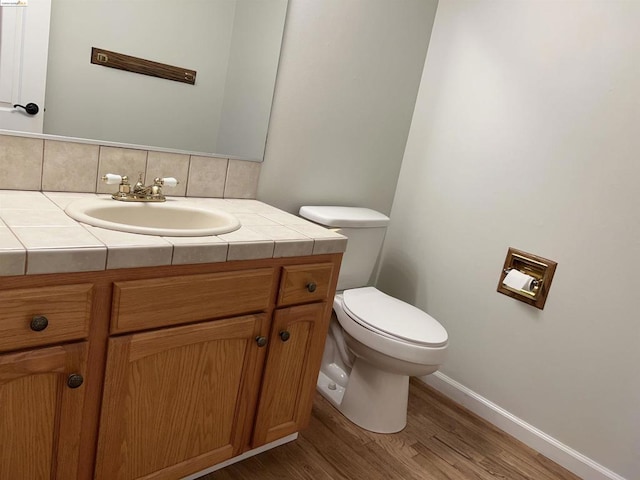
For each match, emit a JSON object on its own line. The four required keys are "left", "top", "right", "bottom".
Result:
{"left": 252, "top": 262, "right": 336, "bottom": 447}
{"left": 109, "top": 268, "right": 276, "bottom": 334}
{"left": 252, "top": 302, "right": 329, "bottom": 446}
{"left": 94, "top": 314, "right": 269, "bottom": 480}
{"left": 0, "top": 253, "right": 341, "bottom": 480}
{"left": 0, "top": 282, "right": 93, "bottom": 480}
{"left": 0, "top": 342, "right": 89, "bottom": 480}
{"left": 0, "top": 283, "right": 93, "bottom": 353}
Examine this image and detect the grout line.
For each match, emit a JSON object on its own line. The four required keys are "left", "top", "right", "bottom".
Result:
{"left": 95, "top": 146, "right": 103, "bottom": 193}
{"left": 40, "top": 139, "right": 47, "bottom": 190}
{"left": 142, "top": 150, "right": 149, "bottom": 184}
{"left": 222, "top": 158, "right": 231, "bottom": 198}
{"left": 185, "top": 155, "right": 193, "bottom": 197}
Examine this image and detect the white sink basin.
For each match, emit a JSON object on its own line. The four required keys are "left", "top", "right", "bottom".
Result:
{"left": 65, "top": 198, "right": 241, "bottom": 237}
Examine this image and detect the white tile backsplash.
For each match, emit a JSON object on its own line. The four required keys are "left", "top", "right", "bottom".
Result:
{"left": 0, "top": 249, "right": 26, "bottom": 276}
{"left": 146, "top": 151, "right": 189, "bottom": 196}
{"left": 186, "top": 156, "right": 228, "bottom": 198}
{"left": 0, "top": 133, "right": 261, "bottom": 198}
{"left": 26, "top": 248, "right": 106, "bottom": 275}
{"left": 0, "top": 209, "right": 79, "bottom": 227}
{"left": 11, "top": 226, "right": 105, "bottom": 249}
{"left": 0, "top": 227, "right": 26, "bottom": 275}
{"left": 224, "top": 160, "right": 261, "bottom": 198}
{"left": 226, "top": 241, "right": 275, "bottom": 261}
{"left": 105, "top": 245, "right": 173, "bottom": 270}
{"left": 0, "top": 135, "right": 43, "bottom": 190}
{"left": 167, "top": 236, "right": 229, "bottom": 265}
{"left": 96, "top": 147, "right": 148, "bottom": 194}
{"left": 0, "top": 191, "right": 60, "bottom": 210}
{"left": 42, "top": 140, "right": 99, "bottom": 192}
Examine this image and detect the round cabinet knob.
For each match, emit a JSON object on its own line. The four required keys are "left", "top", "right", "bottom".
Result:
{"left": 306, "top": 282, "right": 317, "bottom": 293}
{"left": 255, "top": 336, "right": 268, "bottom": 347}
{"left": 67, "top": 374, "right": 84, "bottom": 389}
{"left": 30, "top": 315, "right": 49, "bottom": 332}
{"left": 279, "top": 330, "right": 291, "bottom": 342}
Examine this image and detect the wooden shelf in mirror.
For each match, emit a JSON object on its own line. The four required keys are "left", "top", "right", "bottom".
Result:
{"left": 91, "top": 47, "right": 196, "bottom": 85}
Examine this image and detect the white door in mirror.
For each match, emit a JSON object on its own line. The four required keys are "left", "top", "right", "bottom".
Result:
{"left": 0, "top": 0, "right": 51, "bottom": 132}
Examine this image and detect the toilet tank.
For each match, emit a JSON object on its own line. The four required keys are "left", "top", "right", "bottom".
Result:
{"left": 299, "top": 206, "right": 390, "bottom": 291}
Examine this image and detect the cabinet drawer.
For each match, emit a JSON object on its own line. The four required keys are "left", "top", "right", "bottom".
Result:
{"left": 277, "top": 263, "right": 335, "bottom": 307}
{"left": 111, "top": 268, "right": 276, "bottom": 333}
{"left": 0, "top": 284, "right": 93, "bottom": 353}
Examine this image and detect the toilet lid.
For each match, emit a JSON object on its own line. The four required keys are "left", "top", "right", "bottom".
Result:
{"left": 342, "top": 287, "right": 448, "bottom": 347}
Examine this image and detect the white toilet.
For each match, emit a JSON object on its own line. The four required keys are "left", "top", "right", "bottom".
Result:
{"left": 299, "top": 206, "right": 448, "bottom": 434}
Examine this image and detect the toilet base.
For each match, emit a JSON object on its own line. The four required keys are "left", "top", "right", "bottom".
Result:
{"left": 317, "top": 370, "right": 346, "bottom": 408}
{"left": 340, "top": 358, "right": 409, "bottom": 433}
{"left": 317, "top": 358, "right": 409, "bottom": 434}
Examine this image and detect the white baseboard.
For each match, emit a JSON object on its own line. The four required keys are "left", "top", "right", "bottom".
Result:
{"left": 181, "top": 433, "right": 299, "bottom": 480}
{"left": 418, "top": 372, "right": 627, "bottom": 480}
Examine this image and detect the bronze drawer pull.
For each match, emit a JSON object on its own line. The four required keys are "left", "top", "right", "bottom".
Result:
{"left": 279, "top": 330, "right": 291, "bottom": 342}
{"left": 30, "top": 315, "right": 49, "bottom": 332}
{"left": 255, "top": 336, "right": 268, "bottom": 347}
{"left": 67, "top": 374, "right": 84, "bottom": 389}
{"left": 306, "top": 282, "right": 317, "bottom": 293}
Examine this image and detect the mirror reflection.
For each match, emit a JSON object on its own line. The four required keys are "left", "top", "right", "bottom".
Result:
{"left": 37, "top": 0, "right": 286, "bottom": 160}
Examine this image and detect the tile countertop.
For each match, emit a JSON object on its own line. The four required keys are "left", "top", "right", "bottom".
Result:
{"left": 0, "top": 191, "right": 347, "bottom": 276}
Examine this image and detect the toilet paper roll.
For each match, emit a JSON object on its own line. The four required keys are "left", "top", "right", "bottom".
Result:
{"left": 503, "top": 269, "right": 535, "bottom": 292}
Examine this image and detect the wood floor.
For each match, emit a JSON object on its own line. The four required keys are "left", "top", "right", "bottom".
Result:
{"left": 202, "top": 379, "right": 582, "bottom": 479}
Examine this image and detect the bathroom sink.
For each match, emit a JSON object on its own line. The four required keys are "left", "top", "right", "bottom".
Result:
{"left": 65, "top": 198, "right": 241, "bottom": 237}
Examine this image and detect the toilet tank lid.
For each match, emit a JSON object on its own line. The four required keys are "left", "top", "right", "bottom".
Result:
{"left": 299, "top": 206, "right": 390, "bottom": 228}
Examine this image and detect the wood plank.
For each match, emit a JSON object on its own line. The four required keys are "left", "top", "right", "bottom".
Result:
{"left": 94, "top": 316, "right": 266, "bottom": 480}
{"left": 112, "top": 268, "right": 276, "bottom": 333}
{"left": 252, "top": 302, "right": 330, "bottom": 446}
{"left": 0, "top": 342, "right": 88, "bottom": 480}
{"left": 278, "top": 263, "right": 334, "bottom": 306}
{"left": 0, "top": 283, "right": 93, "bottom": 353}
{"left": 201, "top": 380, "right": 582, "bottom": 480}
{"left": 91, "top": 47, "right": 196, "bottom": 85}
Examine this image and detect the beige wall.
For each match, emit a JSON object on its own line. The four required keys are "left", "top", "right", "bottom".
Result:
{"left": 377, "top": 2, "right": 639, "bottom": 479}
{"left": 258, "top": 0, "right": 438, "bottom": 215}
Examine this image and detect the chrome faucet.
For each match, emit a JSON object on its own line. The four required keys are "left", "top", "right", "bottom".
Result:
{"left": 102, "top": 173, "right": 179, "bottom": 202}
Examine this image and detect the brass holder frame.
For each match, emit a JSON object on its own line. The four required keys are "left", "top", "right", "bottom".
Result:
{"left": 497, "top": 247, "right": 557, "bottom": 310}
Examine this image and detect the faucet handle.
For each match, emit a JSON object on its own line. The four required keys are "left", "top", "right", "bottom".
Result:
{"left": 102, "top": 173, "right": 127, "bottom": 185}
{"left": 159, "top": 177, "right": 179, "bottom": 187}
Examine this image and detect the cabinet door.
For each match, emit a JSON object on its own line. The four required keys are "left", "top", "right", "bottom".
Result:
{"left": 95, "top": 314, "right": 267, "bottom": 480}
{"left": 252, "top": 302, "right": 329, "bottom": 447}
{"left": 0, "top": 342, "right": 89, "bottom": 480}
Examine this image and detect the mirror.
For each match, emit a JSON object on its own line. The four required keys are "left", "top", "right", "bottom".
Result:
{"left": 41, "top": 0, "right": 287, "bottom": 161}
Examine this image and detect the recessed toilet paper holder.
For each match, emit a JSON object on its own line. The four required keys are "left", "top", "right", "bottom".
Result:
{"left": 502, "top": 268, "right": 542, "bottom": 291}
{"left": 497, "top": 247, "right": 557, "bottom": 309}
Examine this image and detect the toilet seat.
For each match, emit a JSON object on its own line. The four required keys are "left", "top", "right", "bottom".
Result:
{"left": 342, "top": 287, "right": 448, "bottom": 347}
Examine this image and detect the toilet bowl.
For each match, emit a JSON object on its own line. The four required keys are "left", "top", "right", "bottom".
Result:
{"left": 317, "top": 287, "right": 447, "bottom": 433}
{"left": 298, "top": 206, "right": 449, "bottom": 434}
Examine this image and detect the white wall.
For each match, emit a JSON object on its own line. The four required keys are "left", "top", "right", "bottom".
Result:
{"left": 258, "top": 0, "right": 438, "bottom": 215}
{"left": 377, "top": 2, "right": 639, "bottom": 479}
